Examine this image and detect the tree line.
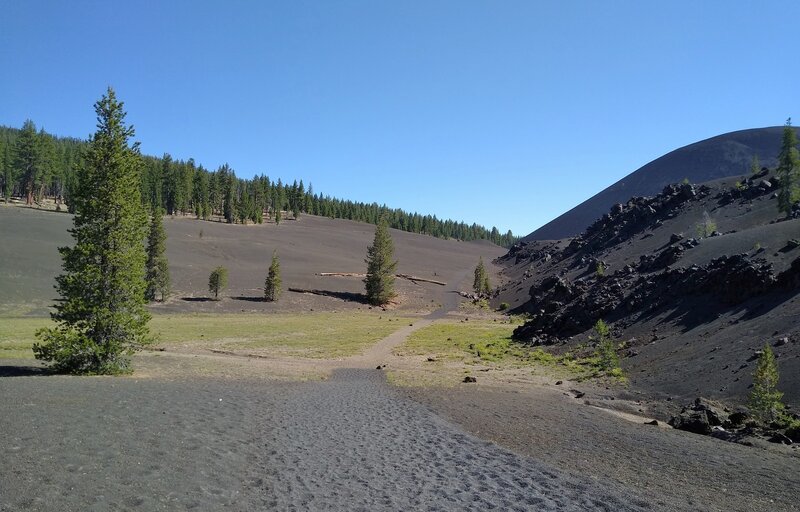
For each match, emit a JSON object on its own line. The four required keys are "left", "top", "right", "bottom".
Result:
{"left": 0, "top": 123, "right": 517, "bottom": 247}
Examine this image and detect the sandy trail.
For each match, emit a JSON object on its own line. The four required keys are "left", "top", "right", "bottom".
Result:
{"left": 258, "top": 368, "right": 650, "bottom": 511}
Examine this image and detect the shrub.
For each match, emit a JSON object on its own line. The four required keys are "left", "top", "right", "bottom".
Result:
{"left": 595, "top": 261, "right": 606, "bottom": 277}
{"left": 695, "top": 211, "right": 717, "bottom": 238}
{"left": 498, "top": 302, "right": 510, "bottom": 311}
{"left": 786, "top": 419, "right": 800, "bottom": 442}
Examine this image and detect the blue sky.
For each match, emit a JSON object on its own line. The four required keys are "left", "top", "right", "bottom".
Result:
{"left": 2, "top": 1, "right": 798, "bottom": 236}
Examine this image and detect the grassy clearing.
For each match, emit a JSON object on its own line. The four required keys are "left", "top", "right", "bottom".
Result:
{"left": 0, "top": 317, "right": 48, "bottom": 358}
{"left": 151, "top": 312, "right": 406, "bottom": 358}
{"left": 0, "top": 312, "right": 407, "bottom": 360}
{"left": 395, "top": 319, "right": 621, "bottom": 382}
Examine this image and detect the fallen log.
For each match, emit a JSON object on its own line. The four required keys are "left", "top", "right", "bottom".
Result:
{"left": 395, "top": 274, "right": 447, "bottom": 286}
{"left": 318, "top": 272, "right": 446, "bottom": 286}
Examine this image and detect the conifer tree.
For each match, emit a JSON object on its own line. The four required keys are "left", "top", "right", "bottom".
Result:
{"left": 593, "top": 319, "right": 620, "bottom": 374}
{"left": 145, "top": 208, "right": 170, "bottom": 302}
{"left": 223, "top": 174, "right": 236, "bottom": 223}
{"left": 35, "top": 128, "right": 56, "bottom": 202}
{"left": 777, "top": 119, "right": 800, "bottom": 217}
{"left": 364, "top": 218, "right": 398, "bottom": 306}
{"left": 33, "top": 88, "right": 151, "bottom": 374}
{"left": 208, "top": 266, "right": 228, "bottom": 300}
{"left": 14, "top": 120, "right": 40, "bottom": 205}
{"left": 749, "top": 344, "right": 785, "bottom": 424}
{"left": 264, "top": 250, "right": 282, "bottom": 301}
{"left": 750, "top": 154, "right": 761, "bottom": 175}
{"left": 473, "top": 257, "right": 490, "bottom": 295}
{"left": 1, "top": 137, "right": 16, "bottom": 200}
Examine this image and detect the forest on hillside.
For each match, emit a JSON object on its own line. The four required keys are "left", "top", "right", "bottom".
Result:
{"left": 0, "top": 122, "right": 517, "bottom": 247}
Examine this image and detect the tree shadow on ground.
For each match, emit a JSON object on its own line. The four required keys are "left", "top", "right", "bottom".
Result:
{"left": 181, "top": 297, "right": 215, "bottom": 302}
{"left": 288, "top": 288, "right": 370, "bottom": 305}
{"left": 0, "top": 364, "right": 50, "bottom": 377}
{"left": 232, "top": 296, "right": 266, "bottom": 302}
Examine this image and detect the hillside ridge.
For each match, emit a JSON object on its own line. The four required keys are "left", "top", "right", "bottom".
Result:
{"left": 525, "top": 126, "right": 800, "bottom": 241}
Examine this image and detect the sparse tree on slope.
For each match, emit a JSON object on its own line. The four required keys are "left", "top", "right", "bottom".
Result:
{"left": 473, "top": 257, "right": 490, "bottom": 295}
{"left": 364, "top": 218, "right": 398, "bottom": 306}
{"left": 208, "top": 266, "right": 228, "bottom": 300}
{"left": 750, "top": 154, "right": 761, "bottom": 175}
{"left": 33, "top": 88, "right": 151, "bottom": 374}
{"left": 264, "top": 250, "right": 282, "bottom": 301}
{"left": 145, "top": 208, "right": 170, "bottom": 302}
{"left": 749, "top": 344, "right": 785, "bottom": 424}
{"left": 777, "top": 119, "right": 800, "bottom": 217}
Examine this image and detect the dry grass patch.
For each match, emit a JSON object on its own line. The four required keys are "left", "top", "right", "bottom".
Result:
{"left": 0, "top": 312, "right": 407, "bottom": 360}
{"left": 151, "top": 312, "right": 405, "bottom": 358}
{"left": 390, "top": 319, "right": 601, "bottom": 387}
{"left": 0, "top": 317, "right": 48, "bottom": 358}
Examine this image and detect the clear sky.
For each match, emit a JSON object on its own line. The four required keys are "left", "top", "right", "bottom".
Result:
{"left": 2, "top": 1, "right": 798, "bottom": 236}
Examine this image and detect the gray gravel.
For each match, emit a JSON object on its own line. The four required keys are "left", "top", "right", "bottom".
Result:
{"left": 0, "top": 365, "right": 651, "bottom": 511}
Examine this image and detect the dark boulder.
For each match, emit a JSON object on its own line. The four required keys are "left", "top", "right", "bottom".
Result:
{"left": 668, "top": 398, "right": 725, "bottom": 435}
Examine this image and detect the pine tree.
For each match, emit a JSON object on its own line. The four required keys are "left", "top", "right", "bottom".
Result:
{"left": 145, "top": 208, "right": 170, "bottom": 302}
{"left": 223, "top": 173, "right": 236, "bottom": 223}
{"left": 749, "top": 344, "right": 785, "bottom": 424}
{"left": 750, "top": 154, "right": 761, "bottom": 175}
{"left": 208, "top": 266, "right": 228, "bottom": 300}
{"left": 33, "top": 88, "right": 151, "bottom": 374}
{"left": 593, "top": 319, "right": 620, "bottom": 374}
{"left": 364, "top": 218, "right": 398, "bottom": 306}
{"left": 14, "top": 120, "right": 40, "bottom": 205}
{"left": 777, "top": 119, "right": 800, "bottom": 217}
{"left": 473, "top": 257, "right": 490, "bottom": 295}
{"left": 264, "top": 250, "right": 282, "bottom": 301}
{"left": 1, "top": 136, "right": 16, "bottom": 200}
{"left": 35, "top": 128, "right": 56, "bottom": 202}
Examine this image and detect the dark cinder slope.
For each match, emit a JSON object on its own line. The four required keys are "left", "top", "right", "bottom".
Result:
{"left": 497, "top": 169, "right": 800, "bottom": 408}
{"left": 0, "top": 207, "right": 505, "bottom": 316}
{"left": 525, "top": 127, "right": 797, "bottom": 241}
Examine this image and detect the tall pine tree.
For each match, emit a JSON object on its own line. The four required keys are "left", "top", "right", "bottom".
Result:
{"left": 777, "top": 119, "right": 800, "bottom": 217}
{"left": 14, "top": 120, "right": 40, "bottom": 205}
{"left": 264, "top": 250, "right": 282, "bottom": 301}
{"left": 145, "top": 208, "right": 170, "bottom": 302}
{"left": 33, "top": 88, "right": 151, "bottom": 374}
{"left": 364, "top": 218, "right": 398, "bottom": 306}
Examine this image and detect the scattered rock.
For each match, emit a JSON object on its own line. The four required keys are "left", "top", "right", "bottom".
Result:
{"left": 668, "top": 398, "right": 724, "bottom": 435}
{"left": 555, "top": 380, "right": 563, "bottom": 386}
{"left": 726, "top": 408, "right": 750, "bottom": 427}
{"left": 462, "top": 376, "right": 477, "bottom": 383}
{"left": 774, "top": 337, "right": 788, "bottom": 347}
{"left": 645, "top": 419, "right": 659, "bottom": 426}
{"left": 569, "top": 389, "right": 585, "bottom": 399}
{"left": 426, "top": 357, "right": 436, "bottom": 362}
